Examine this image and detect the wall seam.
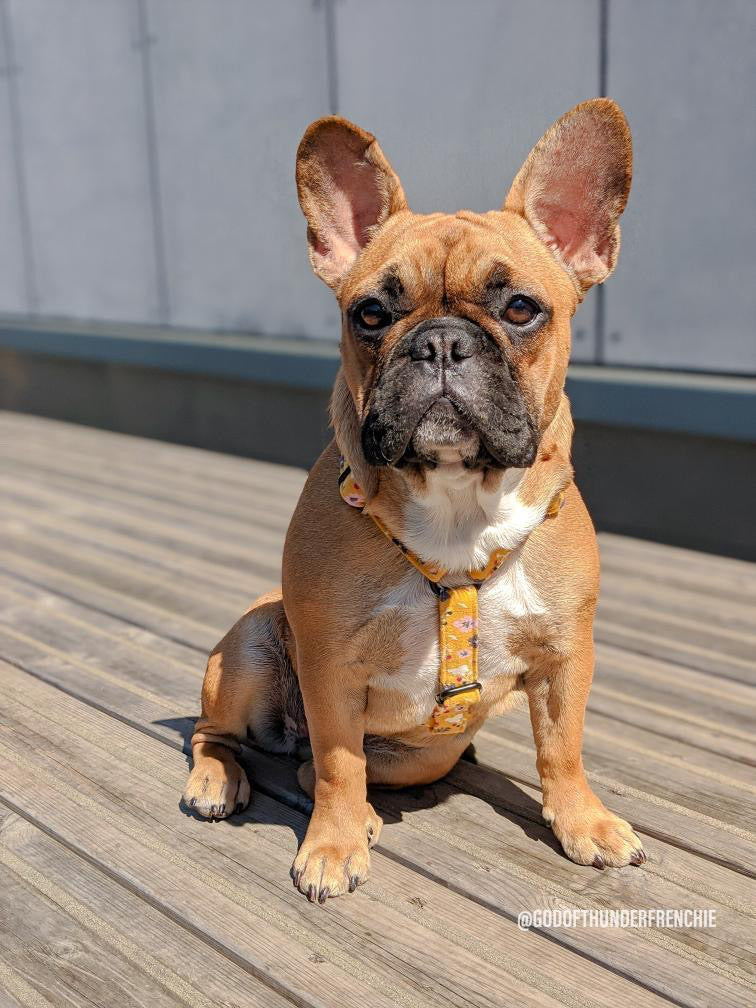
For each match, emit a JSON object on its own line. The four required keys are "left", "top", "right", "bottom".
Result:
{"left": 594, "top": 0, "right": 610, "bottom": 364}
{"left": 323, "top": 0, "right": 339, "bottom": 115}
{"left": 0, "top": 0, "right": 38, "bottom": 313}
{"left": 135, "top": 0, "right": 170, "bottom": 325}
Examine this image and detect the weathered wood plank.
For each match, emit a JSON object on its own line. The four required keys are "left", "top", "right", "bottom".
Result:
{"left": 1, "top": 659, "right": 752, "bottom": 1006}
{"left": 0, "top": 812, "right": 214, "bottom": 1008}
{"left": 0, "top": 413, "right": 310, "bottom": 512}
{"left": 593, "top": 642, "right": 756, "bottom": 738}
{"left": 1, "top": 410, "right": 750, "bottom": 584}
{"left": 0, "top": 474, "right": 283, "bottom": 580}
{"left": 0, "top": 668, "right": 674, "bottom": 1008}
{"left": 0, "top": 439, "right": 300, "bottom": 528}
{"left": 0, "top": 442, "right": 296, "bottom": 537}
{"left": 5, "top": 482, "right": 754, "bottom": 693}
{"left": 594, "top": 604, "right": 756, "bottom": 684}
{"left": 598, "top": 567, "right": 756, "bottom": 635}
{"left": 0, "top": 960, "right": 57, "bottom": 1008}
{"left": 3, "top": 413, "right": 754, "bottom": 610}
{"left": 598, "top": 534, "right": 756, "bottom": 604}
{"left": 0, "top": 807, "right": 300, "bottom": 1008}
{"left": 5, "top": 416, "right": 755, "bottom": 684}
{"left": 478, "top": 707, "right": 755, "bottom": 830}
{"left": 0, "top": 494, "right": 277, "bottom": 607}
{"left": 0, "top": 412, "right": 307, "bottom": 497}
{"left": 0, "top": 533, "right": 246, "bottom": 635}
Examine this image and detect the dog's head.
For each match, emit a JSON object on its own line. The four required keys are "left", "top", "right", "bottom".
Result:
{"left": 296, "top": 100, "right": 631, "bottom": 495}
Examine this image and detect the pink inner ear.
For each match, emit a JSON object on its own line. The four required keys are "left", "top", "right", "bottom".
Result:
{"left": 311, "top": 154, "right": 386, "bottom": 281}
{"left": 529, "top": 167, "right": 615, "bottom": 286}
{"left": 313, "top": 189, "right": 363, "bottom": 274}
{"left": 329, "top": 156, "right": 384, "bottom": 249}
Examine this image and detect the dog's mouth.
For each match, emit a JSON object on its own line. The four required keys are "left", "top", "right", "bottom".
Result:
{"left": 397, "top": 397, "right": 489, "bottom": 470}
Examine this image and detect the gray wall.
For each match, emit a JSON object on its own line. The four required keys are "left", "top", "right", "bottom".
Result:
{"left": 0, "top": 0, "right": 754, "bottom": 373}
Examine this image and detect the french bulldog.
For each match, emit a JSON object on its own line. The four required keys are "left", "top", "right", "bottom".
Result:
{"left": 183, "top": 98, "right": 646, "bottom": 902}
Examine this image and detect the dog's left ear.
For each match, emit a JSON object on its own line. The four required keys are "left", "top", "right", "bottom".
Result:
{"left": 296, "top": 116, "right": 407, "bottom": 289}
{"left": 504, "top": 98, "right": 632, "bottom": 292}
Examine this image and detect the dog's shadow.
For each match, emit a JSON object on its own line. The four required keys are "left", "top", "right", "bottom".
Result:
{"left": 156, "top": 716, "right": 561, "bottom": 857}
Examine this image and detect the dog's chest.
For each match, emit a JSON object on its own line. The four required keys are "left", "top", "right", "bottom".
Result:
{"left": 363, "top": 559, "right": 545, "bottom": 733}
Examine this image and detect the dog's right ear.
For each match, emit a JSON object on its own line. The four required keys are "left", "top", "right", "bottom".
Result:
{"left": 296, "top": 117, "right": 407, "bottom": 289}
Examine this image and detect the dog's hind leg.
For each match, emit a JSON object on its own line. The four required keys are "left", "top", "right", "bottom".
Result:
{"left": 182, "top": 591, "right": 292, "bottom": 819}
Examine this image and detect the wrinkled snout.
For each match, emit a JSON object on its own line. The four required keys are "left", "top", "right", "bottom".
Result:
{"left": 361, "top": 316, "right": 539, "bottom": 470}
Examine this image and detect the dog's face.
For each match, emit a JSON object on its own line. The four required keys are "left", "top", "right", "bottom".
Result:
{"left": 297, "top": 101, "right": 631, "bottom": 483}
{"left": 339, "top": 209, "right": 576, "bottom": 472}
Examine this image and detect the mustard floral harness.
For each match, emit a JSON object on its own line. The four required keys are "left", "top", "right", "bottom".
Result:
{"left": 338, "top": 457, "right": 564, "bottom": 735}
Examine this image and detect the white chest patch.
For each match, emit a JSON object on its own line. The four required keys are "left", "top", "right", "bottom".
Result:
{"left": 400, "top": 464, "right": 545, "bottom": 573}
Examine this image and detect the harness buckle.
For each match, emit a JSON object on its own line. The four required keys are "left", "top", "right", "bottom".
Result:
{"left": 436, "top": 681, "right": 482, "bottom": 704}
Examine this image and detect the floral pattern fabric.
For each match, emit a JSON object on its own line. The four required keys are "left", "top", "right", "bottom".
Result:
{"left": 427, "top": 584, "right": 482, "bottom": 734}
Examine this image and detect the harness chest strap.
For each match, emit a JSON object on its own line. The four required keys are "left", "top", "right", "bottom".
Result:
{"left": 338, "top": 458, "right": 564, "bottom": 734}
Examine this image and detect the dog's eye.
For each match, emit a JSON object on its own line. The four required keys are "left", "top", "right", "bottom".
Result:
{"left": 502, "top": 296, "right": 540, "bottom": 326}
{"left": 355, "top": 299, "right": 391, "bottom": 330}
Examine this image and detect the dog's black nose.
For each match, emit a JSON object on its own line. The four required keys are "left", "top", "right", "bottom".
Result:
{"left": 408, "top": 321, "right": 482, "bottom": 365}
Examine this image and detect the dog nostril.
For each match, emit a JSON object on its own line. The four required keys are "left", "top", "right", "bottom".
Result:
{"left": 410, "top": 336, "right": 438, "bottom": 362}
{"left": 450, "top": 335, "right": 476, "bottom": 361}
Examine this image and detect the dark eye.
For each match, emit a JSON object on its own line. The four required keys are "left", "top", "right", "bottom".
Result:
{"left": 354, "top": 298, "right": 391, "bottom": 330}
{"left": 502, "top": 295, "right": 540, "bottom": 326}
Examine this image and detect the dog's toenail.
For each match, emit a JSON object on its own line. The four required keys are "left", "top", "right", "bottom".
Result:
{"left": 307, "top": 885, "right": 316, "bottom": 902}
{"left": 592, "top": 855, "right": 605, "bottom": 869}
{"left": 318, "top": 888, "right": 329, "bottom": 904}
{"left": 348, "top": 875, "right": 359, "bottom": 892}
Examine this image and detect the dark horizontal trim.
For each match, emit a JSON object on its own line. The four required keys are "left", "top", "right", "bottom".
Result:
{"left": 0, "top": 317, "right": 340, "bottom": 390}
{"left": 565, "top": 365, "right": 756, "bottom": 443}
{"left": 0, "top": 317, "right": 753, "bottom": 442}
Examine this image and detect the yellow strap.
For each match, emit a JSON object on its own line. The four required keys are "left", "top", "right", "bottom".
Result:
{"left": 428, "top": 584, "right": 481, "bottom": 734}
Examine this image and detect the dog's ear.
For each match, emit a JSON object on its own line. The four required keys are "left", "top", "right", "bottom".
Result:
{"left": 296, "top": 116, "right": 407, "bottom": 289}
{"left": 504, "top": 98, "right": 632, "bottom": 292}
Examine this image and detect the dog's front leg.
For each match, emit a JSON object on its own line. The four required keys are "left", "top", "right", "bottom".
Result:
{"left": 524, "top": 617, "right": 646, "bottom": 869}
{"left": 291, "top": 648, "right": 382, "bottom": 903}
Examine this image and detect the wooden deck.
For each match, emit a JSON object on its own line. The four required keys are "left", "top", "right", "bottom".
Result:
{"left": 0, "top": 410, "right": 753, "bottom": 1008}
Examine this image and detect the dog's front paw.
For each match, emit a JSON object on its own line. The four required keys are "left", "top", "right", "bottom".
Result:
{"left": 291, "top": 803, "right": 382, "bottom": 903}
{"left": 544, "top": 794, "right": 646, "bottom": 869}
{"left": 182, "top": 753, "right": 251, "bottom": 819}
